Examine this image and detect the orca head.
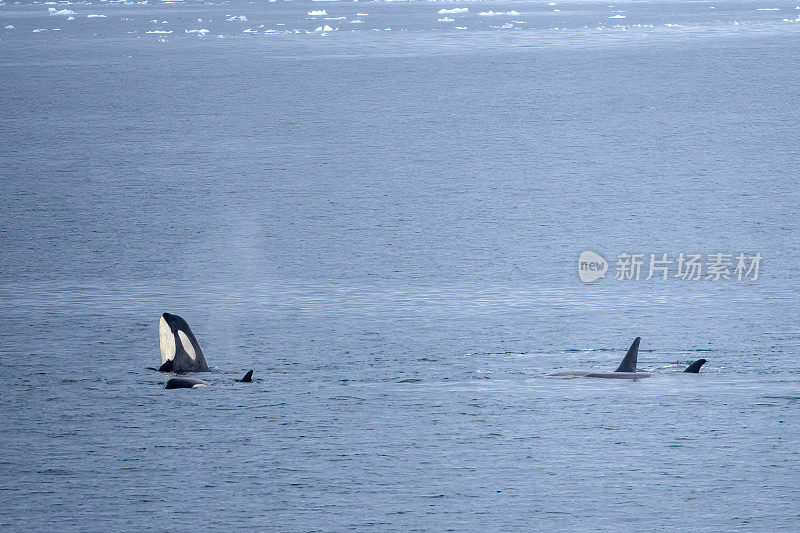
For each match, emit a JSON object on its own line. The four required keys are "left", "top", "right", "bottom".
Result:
{"left": 159, "top": 313, "right": 209, "bottom": 373}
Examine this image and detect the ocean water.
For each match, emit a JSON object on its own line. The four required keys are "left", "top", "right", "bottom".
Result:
{"left": 1, "top": 0, "right": 799, "bottom": 530}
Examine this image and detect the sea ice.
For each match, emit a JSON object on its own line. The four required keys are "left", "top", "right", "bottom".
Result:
{"left": 438, "top": 7, "right": 468, "bottom": 14}
{"left": 226, "top": 15, "right": 247, "bottom": 21}
{"left": 308, "top": 10, "right": 327, "bottom": 16}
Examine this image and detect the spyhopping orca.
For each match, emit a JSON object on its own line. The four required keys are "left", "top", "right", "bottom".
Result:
{"left": 152, "top": 314, "right": 256, "bottom": 390}
{"left": 157, "top": 312, "right": 209, "bottom": 373}
{"left": 551, "top": 337, "right": 707, "bottom": 379}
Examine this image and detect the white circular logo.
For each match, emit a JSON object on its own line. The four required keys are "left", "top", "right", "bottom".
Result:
{"left": 578, "top": 251, "right": 608, "bottom": 282}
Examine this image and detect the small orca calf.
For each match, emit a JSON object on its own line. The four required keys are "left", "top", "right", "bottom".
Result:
{"left": 164, "top": 371, "right": 253, "bottom": 389}
{"left": 552, "top": 337, "right": 707, "bottom": 379}
{"left": 165, "top": 377, "right": 208, "bottom": 389}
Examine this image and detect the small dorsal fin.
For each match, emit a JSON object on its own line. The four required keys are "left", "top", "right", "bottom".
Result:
{"left": 615, "top": 337, "right": 640, "bottom": 372}
{"left": 157, "top": 359, "right": 173, "bottom": 372}
{"left": 238, "top": 370, "right": 253, "bottom": 382}
{"left": 683, "top": 359, "right": 707, "bottom": 373}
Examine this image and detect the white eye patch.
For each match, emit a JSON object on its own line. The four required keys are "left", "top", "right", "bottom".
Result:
{"left": 159, "top": 316, "right": 176, "bottom": 363}
{"left": 178, "top": 330, "right": 196, "bottom": 361}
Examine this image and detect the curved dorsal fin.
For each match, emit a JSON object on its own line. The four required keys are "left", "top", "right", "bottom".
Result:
{"left": 683, "top": 359, "right": 707, "bottom": 373}
{"left": 615, "top": 337, "right": 640, "bottom": 372}
{"left": 238, "top": 370, "right": 253, "bottom": 382}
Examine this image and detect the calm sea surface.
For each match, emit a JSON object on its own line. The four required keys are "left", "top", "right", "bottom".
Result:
{"left": 1, "top": 0, "right": 799, "bottom": 530}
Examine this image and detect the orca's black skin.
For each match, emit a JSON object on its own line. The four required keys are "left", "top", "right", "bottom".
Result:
{"left": 146, "top": 360, "right": 173, "bottom": 372}
{"left": 237, "top": 370, "right": 254, "bottom": 382}
{"left": 615, "top": 337, "right": 640, "bottom": 372}
{"left": 165, "top": 377, "right": 207, "bottom": 389}
{"left": 683, "top": 359, "right": 707, "bottom": 373}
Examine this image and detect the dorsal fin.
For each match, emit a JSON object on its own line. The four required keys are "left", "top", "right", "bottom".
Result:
{"left": 238, "top": 370, "right": 253, "bottom": 382}
{"left": 157, "top": 359, "right": 173, "bottom": 372}
{"left": 683, "top": 359, "right": 707, "bottom": 373}
{"left": 615, "top": 337, "right": 640, "bottom": 372}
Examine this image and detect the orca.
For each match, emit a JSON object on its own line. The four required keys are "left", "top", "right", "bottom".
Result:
{"left": 157, "top": 312, "right": 209, "bottom": 373}
{"left": 165, "top": 377, "right": 208, "bottom": 389}
{"left": 551, "top": 337, "right": 707, "bottom": 379}
{"left": 683, "top": 358, "right": 707, "bottom": 373}
{"left": 152, "top": 313, "right": 256, "bottom": 389}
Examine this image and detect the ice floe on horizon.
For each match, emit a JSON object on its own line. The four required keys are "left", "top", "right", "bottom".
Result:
{"left": 48, "top": 8, "right": 76, "bottom": 16}
{"left": 226, "top": 15, "right": 247, "bottom": 21}
{"left": 308, "top": 10, "right": 327, "bottom": 15}
{"left": 479, "top": 10, "right": 519, "bottom": 16}
{"left": 438, "top": 7, "right": 467, "bottom": 14}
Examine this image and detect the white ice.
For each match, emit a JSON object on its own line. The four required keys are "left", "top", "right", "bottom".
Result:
{"left": 49, "top": 8, "right": 76, "bottom": 16}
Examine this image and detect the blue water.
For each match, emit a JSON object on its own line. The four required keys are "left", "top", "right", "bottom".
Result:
{"left": 1, "top": 0, "right": 799, "bottom": 530}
